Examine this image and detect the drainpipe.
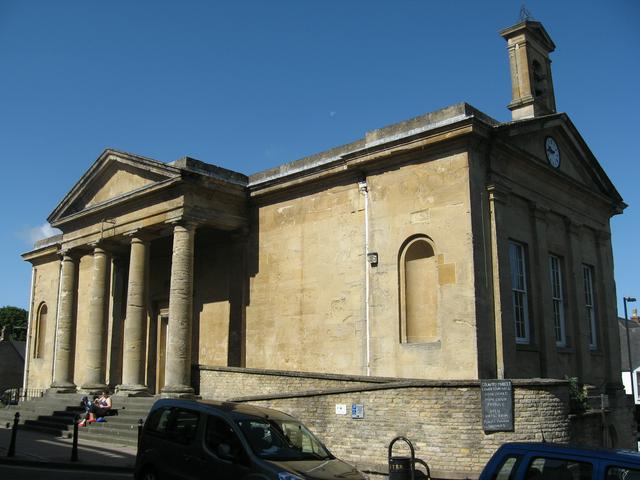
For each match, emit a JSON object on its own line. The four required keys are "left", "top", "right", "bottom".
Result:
{"left": 22, "top": 267, "right": 37, "bottom": 394}
{"left": 359, "top": 180, "right": 371, "bottom": 376}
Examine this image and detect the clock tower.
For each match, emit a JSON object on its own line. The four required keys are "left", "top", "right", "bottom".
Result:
{"left": 501, "top": 21, "right": 557, "bottom": 120}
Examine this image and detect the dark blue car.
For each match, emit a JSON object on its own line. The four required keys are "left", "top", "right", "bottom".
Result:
{"left": 479, "top": 442, "right": 640, "bottom": 480}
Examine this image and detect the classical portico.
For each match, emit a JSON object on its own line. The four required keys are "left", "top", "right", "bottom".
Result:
{"left": 40, "top": 151, "right": 248, "bottom": 396}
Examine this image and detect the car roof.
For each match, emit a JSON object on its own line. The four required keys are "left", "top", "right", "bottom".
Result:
{"left": 497, "top": 442, "right": 640, "bottom": 463}
{"left": 149, "top": 398, "right": 296, "bottom": 422}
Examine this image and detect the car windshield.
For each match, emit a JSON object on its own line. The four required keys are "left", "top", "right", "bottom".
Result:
{"left": 236, "top": 417, "right": 333, "bottom": 461}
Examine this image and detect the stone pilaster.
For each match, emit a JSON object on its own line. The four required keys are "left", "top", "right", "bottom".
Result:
{"left": 563, "top": 218, "right": 585, "bottom": 381}
{"left": 117, "top": 235, "right": 150, "bottom": 396}
{"left": 81, "top": 245, "right": 110, "bottom": 392}
{"left": 51, "top": 251, "right": 78, "bottom": 392}
{"left": 162, "top": 222, "right": 196, "bottom": 396}
{"left": 595, "top": 230, "right": 624, "bottom": 391}
{"left": 487, "top": 184, "right": 514, "bottom": 379}
{"left": 529, "top": 202, "right": 552, "bottom": 378}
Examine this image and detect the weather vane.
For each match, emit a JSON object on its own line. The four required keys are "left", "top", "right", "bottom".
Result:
{"left": 519, "top": 2, "right": 534, "bottom": 22}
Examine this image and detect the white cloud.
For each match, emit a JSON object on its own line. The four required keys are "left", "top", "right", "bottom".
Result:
{"left": 19, "top": 223, "right": 62, "bottom": 245}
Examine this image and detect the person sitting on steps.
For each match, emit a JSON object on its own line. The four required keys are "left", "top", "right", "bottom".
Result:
{"left": 78, "top": 390, "right": 112, "bottom": 426}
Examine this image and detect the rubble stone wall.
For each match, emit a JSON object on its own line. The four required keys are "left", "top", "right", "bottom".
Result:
{"left": 197, "top": 366, "right": 577, "bottom": 478}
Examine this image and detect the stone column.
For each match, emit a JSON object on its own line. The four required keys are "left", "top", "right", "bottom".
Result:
{"left": 81, "top": 245, "right": 110, "bottom": 392}
{"left": 162, "top": 222, "right": 196, "bottom": 396}
{"left": 51, "top": 251, "right": 78, "bottom": 392}
{"left": 117, "top": 235, "right": 150, "bottom": 395}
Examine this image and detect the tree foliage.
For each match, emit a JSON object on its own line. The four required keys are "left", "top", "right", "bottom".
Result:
{"left": 0, "top": 306, "right": 28, "bottom": 341}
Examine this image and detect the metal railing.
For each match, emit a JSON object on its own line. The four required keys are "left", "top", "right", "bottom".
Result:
{"left": 1, "top": 387, "right": 46, "bottom": 406}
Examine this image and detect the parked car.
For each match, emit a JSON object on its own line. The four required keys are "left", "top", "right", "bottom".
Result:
{"left": 479, "top": 442, "right": 640, "bottom": 480}
{"left": 135, "top": 398, "right": 368, "bottom": 480}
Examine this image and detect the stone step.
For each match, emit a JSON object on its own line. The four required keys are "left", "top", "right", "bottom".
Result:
{"left": 19, "top": 422, "right": 69, "bottom": 437}
{"left": 24, "top": 419, "right": 73, "bottom": 433}
{"left": 1, "top": 394, "right": 156, "bottom": 446}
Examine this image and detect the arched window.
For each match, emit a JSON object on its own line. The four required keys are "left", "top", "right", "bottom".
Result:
{"left": 399, "top": 236, "right": 438, "bottom": 343}
{"left": 33, "top": 303, "right": 47, "bottom": 359}
{"left": 532, "top": 59, "right": 546, "bottom": 97}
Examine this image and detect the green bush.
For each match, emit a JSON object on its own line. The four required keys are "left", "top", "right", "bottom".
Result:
{"left": 566, "top": 376, "right": 589, "bottom": 413}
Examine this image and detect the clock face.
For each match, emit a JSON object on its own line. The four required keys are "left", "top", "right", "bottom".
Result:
{"left": 545, "top": 136, "right": 561, "bottom": 168}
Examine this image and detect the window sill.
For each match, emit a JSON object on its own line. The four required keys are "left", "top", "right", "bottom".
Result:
{"left": 515, "top": 343, "right": 539, "bottom": 352}
{"left": 401, "top": 340, "right": 441, "bottom": 350}
{"left": 556, "top": 346, "right": 575, "bottom": 354}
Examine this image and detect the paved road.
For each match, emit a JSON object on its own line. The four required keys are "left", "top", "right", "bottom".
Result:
{"left": 0, "top": 463, "right": 133, "bottom": 479}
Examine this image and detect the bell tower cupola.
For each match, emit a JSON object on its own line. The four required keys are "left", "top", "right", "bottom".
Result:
{"left": 501, "top": 20, "right": 557, "bottom": 120}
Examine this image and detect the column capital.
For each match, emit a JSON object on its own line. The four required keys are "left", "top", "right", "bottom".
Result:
{"left": 487, "top": 183, "right": 511, "bottom": 205}
{"left": 165, "top": 217, "right": 199, "bottom": 230}
{"left": 563, "top": 217, "right": 582, "bottom": 237}
{"left": 123, "top": 229, "right": 153, "bottom": 243}
{"left": 528, "top": 201, "right": 549, "bottom": 222}
{"left": 595, "top": 229, "right": 612, "bottom": 246}
{"left": 87, "top": 242, "right": 109, "bottom": 254}
{"left": 59, "top": 248, "right": 79, "bottom": 261}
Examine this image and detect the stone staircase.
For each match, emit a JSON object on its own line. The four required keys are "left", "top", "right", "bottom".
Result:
{"left": 0, "top": 393, "right": 156, "bottom": 448}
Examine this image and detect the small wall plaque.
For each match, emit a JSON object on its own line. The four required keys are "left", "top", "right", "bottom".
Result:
{"left": 351, "top": 404, "right": 364, "bottom": 419}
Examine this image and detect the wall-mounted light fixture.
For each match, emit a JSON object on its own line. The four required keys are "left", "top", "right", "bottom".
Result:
{"left": 367, "top": 252, "right": 378, "bottom": 267}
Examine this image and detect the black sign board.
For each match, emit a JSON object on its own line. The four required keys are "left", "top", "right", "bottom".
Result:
{"left": 481, "top": 380, "right": 514, "bottom": 432}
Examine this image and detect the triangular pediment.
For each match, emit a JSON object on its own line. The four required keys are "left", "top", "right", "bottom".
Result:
{"left": 496, "top": 114, "right": 624, "bottom": 208}
{"left": 49, "top": 149, "right": 182, "bottom": 225}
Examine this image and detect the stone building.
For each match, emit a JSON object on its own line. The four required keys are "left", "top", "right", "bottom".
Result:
{"left": 619, "top": 313, "right": 640, "bottom": 403}
{"left": 0, "top": 328, "right": 25, "bottom": 398}
{"left": 23, "top": 21, "right": 625, "bottom": 403}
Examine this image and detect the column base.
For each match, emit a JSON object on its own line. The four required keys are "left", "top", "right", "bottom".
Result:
{"left": 161, "top": 384, "right": 196, "bottom": 399}
{"left": 115, "top": 384, "right": 151, "bottom": 397}
{"left": 49, "top": 382, "right": 77, "bottom": 394}
{"left": 79, "top": 383, "right": 109, "bottom": 395}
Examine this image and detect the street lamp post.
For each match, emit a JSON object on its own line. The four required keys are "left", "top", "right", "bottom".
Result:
{"left": 624, "top": 296, "right": 637, "bottom": 403}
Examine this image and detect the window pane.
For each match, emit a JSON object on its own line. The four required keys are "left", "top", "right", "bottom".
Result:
{"left": 494, "top": 454, "right": 521, "bottom": 480}
{"left": 206, "top": 416, "right": 244, "bottom": 460}
{"left": 510, "top": 242, "right": 529, "bottom": 343}
{"left": 146, "top": 407, "right": 173, "bottom": 434}
{"left": 607, "top": 467, "right": 640, "bottom": 480}
{"left": 549, "top": 256, "right": 565, "bottom": 346}
{"left": 528, "top": 457, "right": 592, "bottom": 480}
{"left": 167, "top": 408, "right": 199, "bottom": 444}
{"left": 583, "top": 265, "right": 597, "bottom": 349}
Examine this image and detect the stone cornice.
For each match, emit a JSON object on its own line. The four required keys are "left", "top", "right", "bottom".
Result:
{"left": 250, "top": 119, "right": 492, "bottom": 199}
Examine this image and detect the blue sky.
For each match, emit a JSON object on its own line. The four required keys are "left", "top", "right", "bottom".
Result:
{"left": 0, "top": 1, "right": 638, "bottom": 316}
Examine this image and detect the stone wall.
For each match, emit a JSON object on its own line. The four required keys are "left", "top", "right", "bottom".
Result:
{"left": 197, "top": 366, "right": 571, "bottom": 478}
{"left": 568, "top": 391, "right": 636, "bottom": 450}
{"left": 197, "top": 365, "right": 388, "bottom": 400}
{"left": 0, "top": 341, "right": 24, "bottom": 395}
